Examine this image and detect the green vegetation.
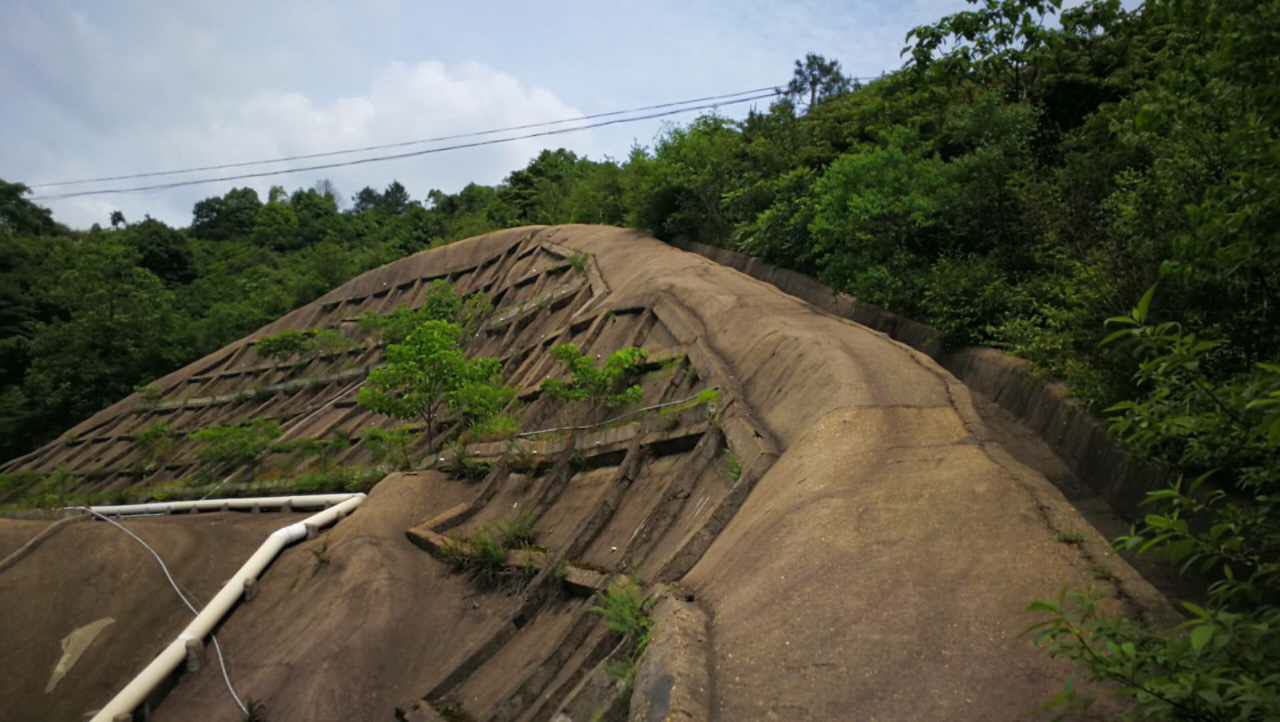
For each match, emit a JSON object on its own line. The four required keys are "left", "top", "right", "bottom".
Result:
{"left": 189, "top": 419, "right": 282, "bottom": 469}
{"left": 1054, "top": 531, "right": 1086, "bottom": 546}
{"left": 360, "top": 425, "right": 415, "bottom": 470}
{"left": 1029, "top": 289, "right": 1280, "bottom": 720}
{"left": 541, "top": 345, "right": 647, "bottom": 408}
{"left": 285, "top": 466, "right": 383, "bottom": 494}
{"left": 721, "top": 451, "right": 741, "bottom": 482}
{"left": 134, "top": 421, "right": 177, "bottom": 471}
{"left": 3, "top": 0, "right": 1280, "bottom": 710}
{"left": 467, "top": 412, "right": 521, "bottom": 442}
{"left": 255, "top": 328, "right": 356, "bottom": 361}
{"left": 276, "top": 434, "right": 350, "bottom": 472}
{"left": 356, "top": 320, "right": 514, "bottom": 449}
{"left": 439, "top": 512, "right": 540, "bottom": 588}
{"left": 658, "top": 388, "right": 721, "bottom": 418}
{"left": 439, "top": 440, "right": 492, "bottom": 481}
{"left": 590, "top": 579, "right": 656, "bottom": 685}
{"left": 357, "top": 279, "right": 492, "bottom": 342}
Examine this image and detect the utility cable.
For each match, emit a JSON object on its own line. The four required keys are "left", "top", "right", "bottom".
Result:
{"left": 513, "top": 387, "right": 721, "bottom": 438}
{"left": 32, "top": 91, "right": 778, "bottom": 201}
{"left": 73, "top": 507, "right": 250, "bottom": 718}
{"left": 30, "top": 85, "right": 785, "bottom": 189}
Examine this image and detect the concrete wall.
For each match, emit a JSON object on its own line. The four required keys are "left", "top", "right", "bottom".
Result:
{"left": 667, "top": 238, "right": 1166, "bottom": 515}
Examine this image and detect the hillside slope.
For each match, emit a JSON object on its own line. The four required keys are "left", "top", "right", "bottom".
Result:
{"left": 1, "top": 225, "right": 1172, "bottom": 721}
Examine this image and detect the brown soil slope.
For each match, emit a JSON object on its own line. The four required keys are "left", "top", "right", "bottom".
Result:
{"left": 0, "top": 512, "right": 308, "bottom": 722}
{"left": 1, "top": 225, "right": 1173, "bottom": 721}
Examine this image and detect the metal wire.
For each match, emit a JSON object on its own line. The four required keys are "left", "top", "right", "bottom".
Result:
{"left": 75, "top": 507, "right": 249, "bottom": 717}
{"left": 31, "top": 92, "right": 779, "bottom": 200}
{"left": 30, "top": 85, "right": 786, "bottom": 189}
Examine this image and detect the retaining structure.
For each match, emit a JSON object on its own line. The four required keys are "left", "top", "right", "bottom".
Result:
{"left": 666, "top": 238, "right": 1167, "bottom": 515}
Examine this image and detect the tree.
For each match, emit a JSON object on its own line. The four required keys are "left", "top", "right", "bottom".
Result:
{"left": 379, "top": 181, "right": 411, "bottom": 215}
{"left": 1028, "top": 289, "right": 1280, "bottom": 721}
{"left": 253, "top": 195, "right": 299, "bottom": 250}
{"left": 190, "top": 187, "right": 262, "bottom": 241}
{"left": 499, "top": 149, "right": 584, "bottom": 223}
{"left": 109, "top": 211, "right": 126, "bottom": 229}
{"left": 121, "top": 218, "right": 194, "bottom": 285}
{"left": 356, "top": 320, "right": 511, "bottom": 449}
{"left": 903, "top": 0, "right": 1063, "bottom": 100}
{"left": 786, "top": 53, "right": 854, "bottom": 111}
{"left": 289, "top": 187, "right": 339, "bottom": 249}
{"left": 312, "top": 178, "right": 343, "bottom": 210}
{"left": 0, "top": 180, "right": 63, "bottom": 238}
{"left": 541, "top": 344, "right": 647, "bottom": 408}
{"left": 351, "top": 186, "right": 382, "bottom": 214}
{"left": 19, "top": 239, "right": 181, "bottom": 454}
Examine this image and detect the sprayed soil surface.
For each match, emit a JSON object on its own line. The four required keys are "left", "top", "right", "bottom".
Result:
{"left": 0, "top": 511, "right": 308, "bottom": 722}
{"left": 1, "top": 225, "right": 1179, "bottom": 722}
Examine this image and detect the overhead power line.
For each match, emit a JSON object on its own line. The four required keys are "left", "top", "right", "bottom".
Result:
{"left": 30, "top": 85, "right": 785, "bottom": 189}
{"left": 32, "top": 90, "right": 780, "bottom": 201}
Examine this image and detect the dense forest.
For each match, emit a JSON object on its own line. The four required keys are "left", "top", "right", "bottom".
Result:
{"left": 3, "top": 0, "right": 1278, "bottom": 716}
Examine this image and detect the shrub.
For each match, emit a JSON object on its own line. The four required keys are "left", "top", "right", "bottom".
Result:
{"left": 1028, "top": 287, "right": 1280, "bottom": 720}
{"left": 255, "top": 330, "right": 313, "bottom": 360}
{"left": 189, "top": 419, "right": 282, "bottom": 468}
{"left": 256, "top": 328, "right": 356, "bottom": 361}
{"left": 541, "top": 344, "right": 647, "bottom": 408}
{"left": 468, "top": 412, "right": 521, "bottom": 442}
{"left": 135, "top": 421, "right": 177, "bottom": 470}
{"left": 360, "top": 425, "right": 414, "bottom": 470}
{"left": 277, "top": 434, "right": 350, "bottom": 471}
{"left": 590, "top": 579, "right": 656, "bottom": 684}
{"left": 288, "top": 466, "right": 382, "bottom": 494}
{"left": 494, "top": 511, "right": 538, "bottom": 548}
{"left": 440, "top": 512, "right": 540, "bottom": 588}
{"left": 357, "top": 281, "right": 493, "bottom": 342}
{"left": 439, "top": 439, "right": 492, "bottom": 481}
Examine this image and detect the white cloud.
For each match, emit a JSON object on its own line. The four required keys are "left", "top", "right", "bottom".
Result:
{"left": 4, "top": 0, "right": 1009, "bottom": 229}
{"left": 25, "top": 59, "right": 590, "bottom": 228}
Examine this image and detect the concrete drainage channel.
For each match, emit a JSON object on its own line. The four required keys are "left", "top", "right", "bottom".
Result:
{"left": 75, "top": 493, "right": 367, "bottom": 722}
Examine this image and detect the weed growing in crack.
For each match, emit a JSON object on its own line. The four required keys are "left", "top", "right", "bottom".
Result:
{"left": 440, "top": 512, "right": 541, "bottom": 590}
{"left": 440, "top": 440, "right": 492, "bottom": 481}
{"left": 722, "top": 451, "right": 742, "bottom": 482}
{"left": 504, "top": 439, "right": 538, "bottom": 473}
{"left": 1055, "top": 531, "right": 1086, "bottom": 545}
{"left": 495, "top": 511, "right": 538, "bottom": 548}
{"left": 590, "top": 579, "right": 655, "bottom": 686}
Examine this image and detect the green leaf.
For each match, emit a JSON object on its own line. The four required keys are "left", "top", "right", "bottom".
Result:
{"left": 1189, "top": 624, "right": 1215, "bottom": 652}
{"left": 1134, "top": 284, "right": 1157, "bottom": 324}
{"left": 1182, "top": 601, "right": 1209, "bottom": 618}
{"left": 1100, "top": 328, "right": 1137, "bottom": 347}
{"left": 1026, "top": 599, "right": 1061, "bottom": 614}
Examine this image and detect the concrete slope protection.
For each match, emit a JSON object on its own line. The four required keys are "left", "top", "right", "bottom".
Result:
{"left": 0, "top": 225, "right": 1174, "bottom": 721}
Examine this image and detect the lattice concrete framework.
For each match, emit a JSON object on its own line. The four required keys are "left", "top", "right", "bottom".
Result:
{"left": 1, "top": 225, "right": 1175, "bottom": 722}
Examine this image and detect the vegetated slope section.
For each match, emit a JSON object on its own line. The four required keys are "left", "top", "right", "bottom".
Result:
{"left": 1, "top": 225, "right": 1175, "bottom": 722}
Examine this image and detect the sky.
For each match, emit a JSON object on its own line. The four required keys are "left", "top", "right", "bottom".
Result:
{"left": 2, "top": 0, "right": 982, "bottom": 229}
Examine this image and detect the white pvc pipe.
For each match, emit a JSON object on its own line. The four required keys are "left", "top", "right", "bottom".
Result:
{"left": 88, "top": 493, "right": 366, "bottom": 722}
{"left": 87, "top": 494, "right": 358, "bottom": 517}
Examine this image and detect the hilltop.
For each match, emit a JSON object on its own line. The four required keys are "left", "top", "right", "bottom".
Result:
{"left": 0, "top": 226, "right": 1172, "bottom": 721}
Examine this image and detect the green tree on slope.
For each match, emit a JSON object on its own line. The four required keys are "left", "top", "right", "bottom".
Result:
{"left": 356, "top": 320, "right": 512, "bottom": 450}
